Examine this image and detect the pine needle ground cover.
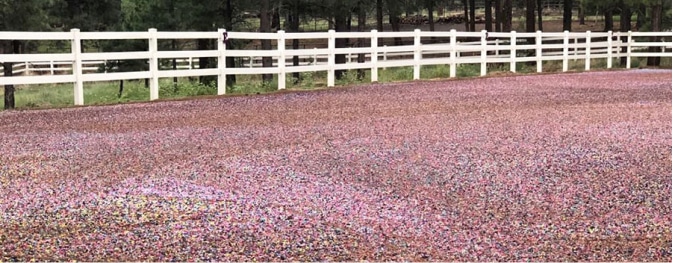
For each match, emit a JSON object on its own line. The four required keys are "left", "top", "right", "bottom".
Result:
{"left": 0, "top": 70, "right": 671, "bottom": 261}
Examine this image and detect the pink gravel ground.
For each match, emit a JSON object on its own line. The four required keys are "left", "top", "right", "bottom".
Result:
{"left": 0, "top": 70, "right": 671, "bottom": 261}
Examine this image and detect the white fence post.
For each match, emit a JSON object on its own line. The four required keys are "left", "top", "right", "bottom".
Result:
{"left": 626, "top": 31, "right": 632, "bottom": 69}
{"left": 413, "top": 29, "right": 421, "bottom": 80}
{"left": 536, "top": 30, "right": 542, "bottom": 73}
{"left": 481, "top": 30, "right": 487, "bottom": 76}
{"left": 450, "top": 29, "right": 457, "bottom": 78}
{"left": 607, "top": 30, "right": 613, "bottom": 68}
{"left": 510, "top": 31, "right": 517, "bottom": 73}
{"left": 278, "top": 30, "right": 286, "bottom": 90}
{"left": 50, "top": 61, "right": 55, "bottom": 75}
{"left": 217, "top": 28, "right": 227, "bottom": 95}
{"left": 574, "top": 37, "right": 578, "bottom": 61}
{"left": 249, "top": 57, "right": 253, "bottom": 68}
{"left": 457, "top": 41, "right": 461, "bottom": 58}
{"left": 371, "top": 29, "right": 378, "bottom": 82}
{"left": 382, "top": 44, "right": 387, "bottom": 70}
{"left": 148, "top": 28, "right": 159, "bottom": 101}
{"left": 585, "top": 31, "right": 591, "bottom": 71}
{"left": 327, "top": 29, "right": 335, "bottom": 87}
{"left": 71, "top": 28, "right": 84, "bottom": 106}
{"left": 563, "top": 30, "right": 569, "bottom": 72}
{"left": 614, "top": 32, "right": 621, "bottom": 61}
{"left": 495, "top": 39, "right": 500, "bottom": 56}
{"left": 661, "top": 38, "right": 667, "bottom": 53}
{"left": 313, "top": 48, "right": 317, "bottom": 65}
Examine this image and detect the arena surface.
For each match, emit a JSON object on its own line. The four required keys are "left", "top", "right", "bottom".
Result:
{"left": 0, "top": 70, "right": 671, "bottom": 261}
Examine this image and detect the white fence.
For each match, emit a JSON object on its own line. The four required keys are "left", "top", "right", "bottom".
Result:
{"left": 0, "top": 29, "right": 671, "bottom": 105}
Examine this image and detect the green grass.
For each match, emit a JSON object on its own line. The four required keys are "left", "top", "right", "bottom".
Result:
{"left": 420, "top": 65, "right": 451, "bottom": 79}
{"left": 0, "top": 79, "right": 215, "bottom": 109}
{"left": 379, "top": 67, "right": 414, "bottom": 82}
{"left": 0, "top": 84, "right": 77, "bottom": 109}
{"left": 628, "top": 57, "right": 672, "bottom": 69}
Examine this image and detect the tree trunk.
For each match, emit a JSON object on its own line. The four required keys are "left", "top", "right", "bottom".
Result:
{"left": 579, "top": 1, "right": 585, "bottom": 25}
{"left": 289, "top": 0, "right": 300, "bottom": 83}
{"left": 335, "top": 6, "right": 348, "bottom": 79}
{"left": 388, "top": 0, "right": 403, "bottom": 45}
{"left": 390, "top": 17, "right": 402, "bottom": 45}
{"left": 224, "top": 0, "right": 236, "bottom": 86}
{"left": 427, "top": 0, "right": 435, "bottom": 31}
{"left": 502, "top": 0, "right": 512, "bottom": 32}
{"left": 118, "top": 79, "right": 124, "bottom": 98}
{"left": 526, "top": 0, "right": 536, "bottom": 33}
{"left": 347, "top": 13, "right": 352, "bottom": 32}
{"left": 260, "top": 0, "right": 273, "bottom": 83}
{"left": 463, "top": 0, "right": 469, "bottom": 31}
{"left": 536, "top": 0, "right": 543, "bottom": 31}
{"left": 619, "top": 0, "right": 631, "bottom": 65}
{"left": 485, "top": 0, "right": 493, "bottom": 32}
{"left": 376, "top": 0, "right": 383, "bottom": 32}
{"left": 416, "top": 5, "right": 423, "bottom": 27}
{"left": 469, "top": 0, "right": 476, "bottom": 32}
{"left": 198, "top": 39, "right": 214, "bottom": 84}
{"left": 647, "top": 1, "right": 663, "bottom": 66}
{"left": 636, "top": 4, "right": 646, "bottom": 30}
{"left": 603, "top": 8, "right": 613, "bottom": 32}
{"left": 563, "top": 0, "right": 572, "bottom": 31}
{"left": 172, "top": 40, "right": 178, "bottom": 91}
{"left": 357, "top": 0, "right": 366, "bottom": 80}
{"left": 427, "top": 0, "right": 436, "bottom": 43}
{"left": 0, "top": 41, "right": 16, "bottom": 110}
{"left": 169, "top": 0, "right": 178, "bottom": 90}
{"left": 3, "top": 41, "right": 17, "bottom": 109}
{"left": 619, "top": 3, "right": 632, "bottom": 29}
{"left": 272, "top": 7, "right": 281, "bottom": 31}
{"left": 3, "top": 61, "right": 15, "bottom": 109}
{"left": 494, "top": 0, "right": 501, "bottom": 32}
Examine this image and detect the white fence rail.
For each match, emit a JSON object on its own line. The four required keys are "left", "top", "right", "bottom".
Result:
{"left": 0, "top": 29, "right": 671, "bottom": 105}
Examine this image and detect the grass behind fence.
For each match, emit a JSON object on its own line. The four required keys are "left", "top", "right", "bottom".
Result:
{"left": 1, "top": 59, "right": 670, "bottom": 110}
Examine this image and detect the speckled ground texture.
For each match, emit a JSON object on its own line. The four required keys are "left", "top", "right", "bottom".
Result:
{"left": 0, "top": 70, "right": 671, "bottom": 261}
